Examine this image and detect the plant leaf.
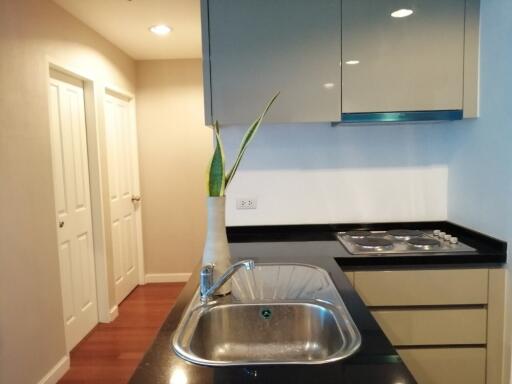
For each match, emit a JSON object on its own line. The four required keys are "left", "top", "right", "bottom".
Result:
{"left": 225, "top": 92, "right": 279, "bottom": 187}
{"left": 208, "top": 121, "right": 226, "bottom": 196}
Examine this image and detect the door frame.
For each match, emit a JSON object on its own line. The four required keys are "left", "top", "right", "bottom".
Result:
{"left": 104, "top": 86, "right": 146, "bottom": 289}
{"left": 46, "top": 57, "right": 144, "bottom": 325}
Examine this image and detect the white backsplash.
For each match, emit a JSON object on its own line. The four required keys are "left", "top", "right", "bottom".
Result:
{"left": 222, "top": 122, "right": 452, "bottom": 226}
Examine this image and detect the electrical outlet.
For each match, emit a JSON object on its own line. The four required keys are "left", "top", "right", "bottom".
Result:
{"left": 236, "top": 198, "right": 257, "bottom": 210}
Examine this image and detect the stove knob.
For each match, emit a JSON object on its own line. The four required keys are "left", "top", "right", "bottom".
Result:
{"left": 439, "top": 232, "right": 446, "bottom": 238}
{"left": 433, "top": 230, "right": 441, "bottom": 236}
{"left": 450, "top": 237, "right": 459, "bottom": 244}
{"left": 444, "top": 234, "right": 452, "bottom": 241}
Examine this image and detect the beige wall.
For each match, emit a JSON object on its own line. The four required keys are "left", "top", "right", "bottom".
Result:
{"left": 136, "top": 60, "right": 212, "bottom": 275}
{"left": 0, "top": 1, "right": 135, "bottom": 383}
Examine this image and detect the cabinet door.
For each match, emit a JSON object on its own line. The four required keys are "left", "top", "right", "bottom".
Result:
{"left": 205, "top": 0, "right": 341, "bottom": 125}
{"left": 398, "top": 348, "right": 486, "bottom": 384}
{"left": 372, "top": 308, "right": 487, "bottom": 346}
{"left": 342, "top": 0, "right": 465, "bottom": 113}
{"left": 354, "top": 269, "right": 488, "bottom": 306}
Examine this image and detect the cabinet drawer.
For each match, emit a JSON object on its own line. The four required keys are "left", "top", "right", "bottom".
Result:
{"left": 372, "top": 308, "right": 487, "bottom": 346}
{"left": 398, "top": 347, "right": 486, "bottom": 384}
{"left": 354, "top": 269, "right": 488, "bottom": 306}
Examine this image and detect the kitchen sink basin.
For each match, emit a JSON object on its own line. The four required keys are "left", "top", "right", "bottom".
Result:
{"left": 172, "top": 263, "right": 361, "bottom": 366}
{"left": 188, "top": 302, "right": 346, "bottom": 362}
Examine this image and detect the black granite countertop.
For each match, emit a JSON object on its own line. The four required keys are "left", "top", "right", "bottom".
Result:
{"left": 227, "top": 221, "right": 507, "bottom": 269}
{"left": 130, "top": 240, "right": 417, "bottom": 384}
{"left": 129, "top": 222, "right": 506, "bottom": 384}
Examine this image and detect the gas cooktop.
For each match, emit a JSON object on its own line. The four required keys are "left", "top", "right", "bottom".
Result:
{"left": 336, "top": 229, "right": 475, "bottom": 255}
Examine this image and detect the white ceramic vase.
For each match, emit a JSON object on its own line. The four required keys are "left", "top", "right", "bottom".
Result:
{"left": 202, "top": 196, "right": 232, "bottom": 295}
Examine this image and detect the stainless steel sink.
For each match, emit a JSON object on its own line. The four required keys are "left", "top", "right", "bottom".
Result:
{"left": 172, "top": 263, "right": 361, "bottom": 366}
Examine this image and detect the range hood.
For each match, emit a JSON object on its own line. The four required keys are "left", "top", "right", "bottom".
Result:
{"left": 338, "top": 110, "right": 463, "bottom": 124}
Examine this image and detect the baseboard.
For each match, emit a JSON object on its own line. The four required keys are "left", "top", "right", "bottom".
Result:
{"left": 38, "top": 355, "right": 70, "bottom": 384}
{"left": 109, "top": 305, "right": 119, "bottom": 321}
{"left": 145, "top": 273, "right": 191, "bottom": 283}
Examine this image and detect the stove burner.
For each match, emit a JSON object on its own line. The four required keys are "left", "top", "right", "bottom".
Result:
{"left": 388, "top": 229, "right": 423, "bottom": 239}
{"left": 353, "top": 237, "right": 394, "bottom": 251}
{"left": 336, "top": 228, "right": 474, "bottom": 255}
{"left": 345, "top": 230, "right": 371, "bottom": 238}
{"left": 407, "top": 237, "right": 441, "bottom": 250}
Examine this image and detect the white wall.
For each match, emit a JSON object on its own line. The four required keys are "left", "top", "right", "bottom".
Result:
{"left": 136, "top": 59, "right": 212, "bottom": 275}
{"left": 445, "top": 0, "right": 512, "bottom": 379}
{"left": 222, "top": 122, "right": 453, "bottom": 226}
{"left": 447, "top": 0, "right": 511, "bottom": 246}
{"left": 0, "top": 1, "right": 135, "bottom": 383}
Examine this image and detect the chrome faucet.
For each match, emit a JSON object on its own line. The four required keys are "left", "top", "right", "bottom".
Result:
{"left": 200, "top": 259, "right": 255, "bottom": 303}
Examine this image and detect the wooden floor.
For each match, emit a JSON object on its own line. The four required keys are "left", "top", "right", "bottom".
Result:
{"left": 59, "top": 282, "right": 185, "bottom": 384}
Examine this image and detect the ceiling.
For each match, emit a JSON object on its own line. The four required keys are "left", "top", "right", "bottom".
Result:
{"left": 53, "top": 0, "right": 202, "bottom": 60}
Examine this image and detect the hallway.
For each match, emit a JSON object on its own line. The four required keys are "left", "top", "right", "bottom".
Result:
{"left": 59, "top": 283, "right": 184, "bottom": 383}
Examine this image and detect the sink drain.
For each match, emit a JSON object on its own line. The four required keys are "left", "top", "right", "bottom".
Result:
{"left": 259, "top": 307, "right": 272, "bottom": 320}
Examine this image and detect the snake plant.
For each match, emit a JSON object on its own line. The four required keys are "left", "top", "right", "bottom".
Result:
{"left": 208, "top": 93, "right": 279, "bottom": 196}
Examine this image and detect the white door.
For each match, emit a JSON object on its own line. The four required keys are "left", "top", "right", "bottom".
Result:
{"left": 104, "top": 92, "right": 141, "bottom": 304}
{"left": 48, "top": 70, "right": 98, "bottom": 351}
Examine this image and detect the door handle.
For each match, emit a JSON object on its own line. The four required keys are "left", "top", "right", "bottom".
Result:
{"left": 131, "top": 195, "right": 142, "bottom": 203}
{"left": 58, "top": 221, "right": 65, "bottom": 228}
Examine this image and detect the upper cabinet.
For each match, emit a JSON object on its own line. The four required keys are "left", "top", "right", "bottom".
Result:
{"left": 201, "top": 0, "right": 479, "bottom": 125}
{"left": 202, "top": 0, "right": 341, "bottom": 125}
{"left": 342, "top": 0, "right": 465, "bottom": 115}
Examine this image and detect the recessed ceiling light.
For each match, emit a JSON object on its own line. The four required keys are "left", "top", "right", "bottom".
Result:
{"left": 391, "top": 9, "right": 414, "bottom": 18}
{"left": 149, "top": 24, "right": 172, "bottom": 36}
{"left": 345, "top": 60, "right": 360, "bottom": 65}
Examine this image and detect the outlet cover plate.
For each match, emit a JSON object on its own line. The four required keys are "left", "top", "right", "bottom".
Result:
{"left": 236, "top": 198, "right": 257, "bottom": 210}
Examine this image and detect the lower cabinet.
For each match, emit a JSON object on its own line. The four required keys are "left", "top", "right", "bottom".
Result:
{"left": 342, "top": 268, "right": 507, "bottom": 384}
{"left": 398, "top": 348, "right": 486, "bottom": 384}
{"left": 371, "top": 308, "right": 487, "bottom": 346}
{"left": 354, "top": 269, "right": 488, "bottom": 306}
